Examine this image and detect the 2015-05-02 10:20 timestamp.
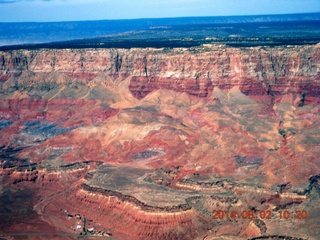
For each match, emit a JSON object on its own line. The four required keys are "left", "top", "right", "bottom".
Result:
{"left": 212, "top": 210, "right": 308, "bottom": 220}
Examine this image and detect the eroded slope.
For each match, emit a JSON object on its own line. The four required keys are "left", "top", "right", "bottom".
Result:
{"left": 0, "top": 44, "right": 319, "bottom": 239}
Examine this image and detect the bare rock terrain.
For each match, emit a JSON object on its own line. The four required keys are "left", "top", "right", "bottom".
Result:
{"left": 0, "top": 44, "right": 319, "bottom": 239}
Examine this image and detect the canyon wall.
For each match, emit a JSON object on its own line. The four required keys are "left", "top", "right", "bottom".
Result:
{"left": 0, "top": 44, "right": 319, "bottom": 240}
{"left": 0, "top": 44, "right": 319, "bottom": 99}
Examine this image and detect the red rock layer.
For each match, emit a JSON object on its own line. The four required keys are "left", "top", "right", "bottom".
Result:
{"left": 74, "top": 185, "right": 198, "bottom": 240}
{"left": 0, "top": 44, "right": 319, "bottom": 99}
{"left": 0, "top": 44, "right": 319, "bottom": 239}
{"left": 32, "top": 180, "right": 201, "bottom": 240}
{"left": 0, "top": 99, "right": 117, "bottom": 123}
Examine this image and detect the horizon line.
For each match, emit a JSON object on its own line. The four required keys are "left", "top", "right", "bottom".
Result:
{"left": 1, "top": 11, "right": 319, "bottom": 24}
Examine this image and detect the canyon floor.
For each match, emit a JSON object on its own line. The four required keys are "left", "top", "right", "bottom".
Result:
{"left": 0, "top": 42, "right": 319, "bottom": 239}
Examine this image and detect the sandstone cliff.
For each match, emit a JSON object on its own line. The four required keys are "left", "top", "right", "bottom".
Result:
{"left": 0, "top": 44, "right": 319, "bottom": 240}
{"left": 0, "top": 44, "right": 319, "bottom": 100}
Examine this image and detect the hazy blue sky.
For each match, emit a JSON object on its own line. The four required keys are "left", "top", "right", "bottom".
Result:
{"left": 0, "top": 0, "right": 319, "bottom": 22}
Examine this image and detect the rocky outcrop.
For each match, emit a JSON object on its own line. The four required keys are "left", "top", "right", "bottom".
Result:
{"left": 0, "top": 43, "right": 319, "bottom": 240}
{"left": 82, "top": 183, "right": 191, "bottom": 212}
{"left": 0, "top": 162, "right": 89, "bottom": 185}
{"left": 0, "top": 44, "right": 319, "bottom": 99}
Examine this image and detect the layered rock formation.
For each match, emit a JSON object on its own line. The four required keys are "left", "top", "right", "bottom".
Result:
{"left": 1, "top": 44, "right": 319, "bottom": 99}
{"left": 0, "top": 43, "right": 319, "bottom": 239}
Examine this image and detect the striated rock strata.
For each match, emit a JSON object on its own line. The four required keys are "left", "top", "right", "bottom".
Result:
{"left": 0, "top": 44, "right": 319, "bottom": 99}
{"left": 0, "top": 43, "right": 319, "bottom": 239}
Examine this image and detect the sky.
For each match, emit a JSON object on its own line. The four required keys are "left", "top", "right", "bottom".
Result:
{"left": 0, "top": 0, "right": 319, "bottom": 22}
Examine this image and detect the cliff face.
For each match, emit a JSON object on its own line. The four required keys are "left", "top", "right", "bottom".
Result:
{"left": 0, "top": 44, "right": 320, "bottom": 240}
{"left": 0, "top": 44, "right": 319, "bottom": 99}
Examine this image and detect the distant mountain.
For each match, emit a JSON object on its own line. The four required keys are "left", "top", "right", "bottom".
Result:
{"left": 0, "top": 12, "right": 320, "bottom": 46}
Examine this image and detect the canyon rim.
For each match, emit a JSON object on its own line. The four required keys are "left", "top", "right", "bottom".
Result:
{"left": 0, "top": 28, "right": 320, "bottom": 239}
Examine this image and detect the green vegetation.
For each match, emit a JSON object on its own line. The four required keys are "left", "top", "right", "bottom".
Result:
{"left": 278, "top": 129, "right": 286, "bottom": 138}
